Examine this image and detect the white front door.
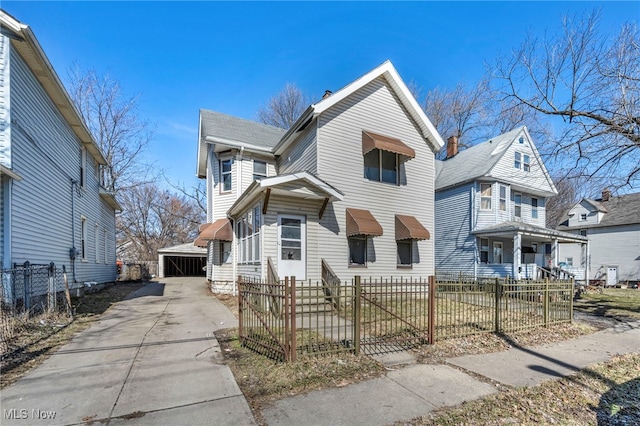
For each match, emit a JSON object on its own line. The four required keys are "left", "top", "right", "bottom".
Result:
{"left": 606, "top": 266, "right": 618, "bottom": 286}
{"left": 277, "top": 214, "right": 306, "bottom": 280}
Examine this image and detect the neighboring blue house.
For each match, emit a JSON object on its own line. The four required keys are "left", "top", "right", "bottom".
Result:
{"left": 1, "top": 11, "right": 120, "bottom": 294}
{"left": 434, "top": 126, "right": 588, "bottom": 280}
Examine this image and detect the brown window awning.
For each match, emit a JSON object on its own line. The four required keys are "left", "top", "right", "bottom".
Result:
{"left": 346, "top": 208, "right": 383, "bottom": 237}
{"left": 362, "top": 130, "right": 415, "bottom": 159}
{"left": 194, "top": 237, "right": 208, "bottom": 248}
{"left": 395, "top": 214, "right": 430, "bottom": 240}
{"left": 196, "top": 218, "right": 233, "bottom": 243}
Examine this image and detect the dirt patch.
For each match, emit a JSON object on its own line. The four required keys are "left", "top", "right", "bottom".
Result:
{"left": 212, "top": 293, "right": 239, "bottom": 318}
{"left": 1, "top": 281, "right": 147, "bottom": 388}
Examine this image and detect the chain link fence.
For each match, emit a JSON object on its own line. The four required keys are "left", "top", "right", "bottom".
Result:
{"left": 1, "top": 262, "right": 72, "bottom": 354}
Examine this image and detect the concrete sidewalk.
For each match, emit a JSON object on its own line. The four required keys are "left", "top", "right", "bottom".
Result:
{"left": 1, "top": 278, "right": 255, "bottom": 426}
{"left": 262, "top": 320, "right": 640, "bottom": 426}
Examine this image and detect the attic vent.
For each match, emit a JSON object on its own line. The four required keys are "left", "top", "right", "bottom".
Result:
{"left": 519, "top": 137, "right": 524, "bottom": 144}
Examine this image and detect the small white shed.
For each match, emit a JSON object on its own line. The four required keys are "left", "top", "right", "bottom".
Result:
{"left": 157, "top": 243, "right": 207, "bottom": 278}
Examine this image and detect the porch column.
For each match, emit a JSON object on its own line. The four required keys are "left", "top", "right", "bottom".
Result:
{"left": 552, "top": 239, "right": 559, "bottom": 267}
{"left": 513, "top": 233, "right": 521, "bottom": 280}
{"left": 585, "top": 240, "right": 590, "bottom": 285}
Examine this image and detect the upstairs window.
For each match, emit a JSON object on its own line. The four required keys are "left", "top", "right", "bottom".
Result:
{"left": 514, "top": 152, "right": 521, "bottom": 169}
{"left": 523, "top": 154, "right": 531, "bottom": 172}
{"left": 364, "top": 149, "right": 398, "bottom": 184}
{"left": 220, "top": 159, "right": 232, "bottom": 192}
{"left": 580, "top": 213, "right": 587, "bottom": 221}
{"left": 480, "top": 184, "right": 492, "bottom": 210}
{"left": 499, "top": 186, "right": 507, "bottom": 211}
{"left": 81, "top": 216, "right": 87, "bottom": 260}
{"left": 80, "top": 147, "right": 87, "bottom": 188}
{"left": 253, "top": 161, "right": 267, "bottom": 181}
{"left": 514, "top": 193, "right": 522, "bottom": 218}
{"left": 531, "top": 197, "right": 538, "bottom": 219}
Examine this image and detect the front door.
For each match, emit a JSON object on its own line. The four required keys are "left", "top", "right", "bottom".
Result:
{"left": 277, "top": 214, "right": 306, "bottom": 280}
{"left": 493, "top": 242, "right": 503, "bottom": 264}
{"left": 606, "top": 266, "right": 618, "bottom": 286}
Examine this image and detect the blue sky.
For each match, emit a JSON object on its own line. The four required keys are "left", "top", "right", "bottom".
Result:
{"left": 3, "top": 1, "right": 637, "bottom": 189}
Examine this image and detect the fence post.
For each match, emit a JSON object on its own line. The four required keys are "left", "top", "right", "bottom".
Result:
{"left": 23, "top": 261, "right": 31, "bottom": 313}
{"left": 494, "top": 278, "right": 500, "bottom": 333}
{"left": 290, "top": 276, "right": 297, "bottom": 362}
{"left": 237, "top": 275, "right": 243, "bottom": 345}
{"left": 544, "top": 277, "right": 549, "bottom": 327}
{"left": 428, "top": 275, "right": 436, "bottom": 344}
{"left": 48, "top": 262, "right": 56, "bottom": 312}
{"left": 284, "top": 276, "right": 290, "bottom": 362}
{"left": 569, "top": 278, "right": 574, "bottom": 323}
{"left": 354, "top": 276, "right": 361, "bottom": 356}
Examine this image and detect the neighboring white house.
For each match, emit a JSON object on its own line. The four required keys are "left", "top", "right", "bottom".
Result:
{"left": 557, "top": 190, "right": 640, "bottom": 286}
{"left": 196, "top": 61, "right": 444, "bottom": 292}
{"left": 434, "top": 127, "right": 589, "bottom": 280}
{"left": 0, "top": 11, "right": 120, "bottom": 291}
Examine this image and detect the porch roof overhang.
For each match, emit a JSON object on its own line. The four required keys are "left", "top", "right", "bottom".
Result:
{"left": 472, "top": 221, "right": 588, "bottom": 243}
{"left": 194, "top": 218, "right": 233, "bottom": 247}
{"left": 227, "top": 171, "right": 344, "bottom": 218}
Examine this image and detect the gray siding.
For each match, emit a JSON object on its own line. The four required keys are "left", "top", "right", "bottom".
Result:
{"left": 278, "top": 124, "right": 317, "bottom": 175}
{"left": 315, "top": 76, "right": 436, "bottom": 280}
{"left": 8, "top": 47, "right": 116, "bottom": 284}
{"left": 435, "top": 184, "right": 476, "bottom": 275}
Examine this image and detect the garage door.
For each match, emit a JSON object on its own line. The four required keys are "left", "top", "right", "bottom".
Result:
{"left": 164, "top": 256, "right": 207, "bottom": 277}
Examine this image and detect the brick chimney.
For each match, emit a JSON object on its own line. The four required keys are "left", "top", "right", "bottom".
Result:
{"left": 322, "top": 90, "right": 332, "bottom": 99}
{"left": 446, "top": 135, "right": 459, "bottom": 159}
{"left": 601, "top": 188, "right": 611, "bottom": 202}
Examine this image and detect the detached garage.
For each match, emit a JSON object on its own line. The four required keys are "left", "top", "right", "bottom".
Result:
{"left": 158, "top": 243, "right": 207, "bottom": 278}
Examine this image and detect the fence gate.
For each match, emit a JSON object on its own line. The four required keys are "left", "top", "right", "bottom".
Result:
{"left": 356, "top": 276, "right": 434, "bottom": 355}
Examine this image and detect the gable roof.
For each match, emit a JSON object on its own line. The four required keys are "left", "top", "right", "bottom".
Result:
{"left": 560, "top": 192, "right": 640, "bottom": 229}
{"left": 273, "top": 60, "right": 445, "bottom": 156}
{"left": 197, "top": 109, "right": 286, "bottom": 177}
{"left": 0, "top": 10, "right": 107, "bottom": 165}
{"left": 435, "top": 126, "right": 556, "bottom": 196}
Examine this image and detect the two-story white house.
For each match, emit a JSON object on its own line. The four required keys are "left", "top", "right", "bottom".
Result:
{"left": 557, "top": 190, "right": 640, "bottom": 286}
{"left": 434, "top": 127, "right": 588, "bottom": 280}
{"left": 196, "top": 61, "right": 444, "bottom": 292}
{"left": 1, "top": 11, "right": 120, "bottom": 294}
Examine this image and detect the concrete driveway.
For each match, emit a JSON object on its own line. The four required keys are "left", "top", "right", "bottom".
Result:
{"left": 1, "top": 277, "right": 255, "bottom": 425}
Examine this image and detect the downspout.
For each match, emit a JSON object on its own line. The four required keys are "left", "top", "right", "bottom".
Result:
{"left": 70, "top": 179, "right": 77, "bottom": 284}
{"left": 471, "top": 184, "right": 477, "bottom": 279}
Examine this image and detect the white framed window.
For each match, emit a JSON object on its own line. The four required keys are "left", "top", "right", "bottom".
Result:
{"left": 566, "top": 257, "right": 574, "bottom": 267}
{"left": 220, "top": 241, "right": 232, "bottom": 264}
{"left": 348, "top": 236, "right": 367, "bottom": 266}
{"left": 95, "top": 224, "right": 100, "bottom": 263}
{"left": 81, "top": 216, "right": 87, "bottom": 260}
{"left": 364, "top": 149, "right": 398, "bottom": 184}
{"left": 480, "top": 183, "right": 492, "bottom": 210}
{"left": 531, "top": 197, "right": 538, "bottom": 219}
{"left": 480, "top": 238, "right": 489, "bottom": 263}
{"left": 80, "top": 146, "right": 87, "bottom": 188}
{"left": 580, "top": 213, "right": 587, "bottom": 221}
{"left": 499, "top": 185, "right": 507, "bottom": 211}
{"left": 514, "top": 152, "right": 521, "bottom": 169}
{"left": 493, "top": 241, "right": 503, "bottom": 264}
{"left": 253, "top": 161, "right": 267, "bottom": 181}
{"left": 397, "top": 241, "right": 412, "bottom": 267}
{"left": 220, "top": 158, "right": 232, "bottom": 192}
{"left": 104, "top": 228, "right": 108, "bottom": 264}
{"left": 514, "top": 193, "right": 522, "bottom": 218}
{"left": 236, "top": 204, "right": 261, "bottom": 264}
{"left": 523, "top": 154, "right": 531, "bottom": 172}
{"left": 580, "top": 229, "right": 587, "bottom": 236}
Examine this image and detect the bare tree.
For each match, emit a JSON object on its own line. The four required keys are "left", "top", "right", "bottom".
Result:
{"left": 67, "top": 66, "right": 155, "bottom": 192}
{"left": 494, "top": 11, "right": 640, "bottom": 189}
{"left": 546, "top": 175, "right": 579, "bottom": 228}
{"left": 117, "top": 183, "right": 205, "bottom": 261}
{"left": 257, "top": 83, "right": 310, "bottom": 129}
